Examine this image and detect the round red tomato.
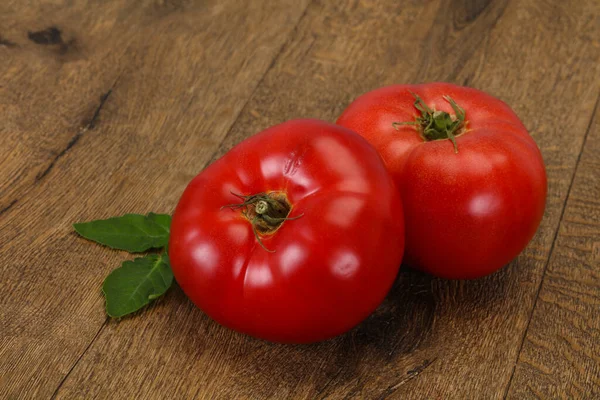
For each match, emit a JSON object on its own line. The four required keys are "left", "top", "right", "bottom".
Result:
{"left": 169, "top": 119, "right": 404, "bottom": 343}
{"left": 337, "top": 83, "right": 547, "bottom": 279}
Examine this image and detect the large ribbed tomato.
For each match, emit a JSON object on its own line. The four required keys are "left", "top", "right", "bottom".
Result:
{"left": 337, "top": 83, "right": 547, "bottom": 279}
{"left": 169, "top": 119, "right": 404, "bottom": 343}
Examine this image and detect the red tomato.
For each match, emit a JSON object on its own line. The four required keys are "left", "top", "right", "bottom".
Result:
{"left": 169, "top": 119, "right": 404, "bottom": 343}
{"left": 337, "top": 83, "right": 547, "bottom": 279}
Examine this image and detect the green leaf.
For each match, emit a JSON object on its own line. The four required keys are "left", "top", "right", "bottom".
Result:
{"left": 73, "top": 213, "right": 171, "bottom": 252}
{"left": 102, "top": 253, "right": 173, "bottom": 318}
{"left": 147, "top": 212, "right": 171, "bottom": 234}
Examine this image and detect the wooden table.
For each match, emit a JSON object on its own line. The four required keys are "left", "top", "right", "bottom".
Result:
{"left": 2, "top": 1, "right": 599, "bottom": 398}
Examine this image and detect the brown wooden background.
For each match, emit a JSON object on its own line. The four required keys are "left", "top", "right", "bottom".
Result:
{"left": 1, "top": 0, "right": 599, "bottom": 399}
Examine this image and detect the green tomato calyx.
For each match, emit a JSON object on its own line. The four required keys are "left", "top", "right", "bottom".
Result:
{"left": 393, "top": 93, "right": 466, "bottom": 153}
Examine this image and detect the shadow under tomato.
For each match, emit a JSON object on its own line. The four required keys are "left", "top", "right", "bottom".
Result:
{"left": 222, "top": 261, "right": 516, "bottom": 394}
{"left": 161, "top": 258, "right": 517, "bottom": 398}
{"left": 339, "top": 267, "right": 437, "bottom": 359}
{"left": 211, "top": 267, "right": 438, "bottom": 396}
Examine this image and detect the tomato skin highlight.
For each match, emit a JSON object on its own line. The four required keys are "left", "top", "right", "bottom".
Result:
{"left": 169, "top": 119, "right": 405, "bottom": 343}
{"left": 337, "top": 83, "right": 547, "bottom": 279}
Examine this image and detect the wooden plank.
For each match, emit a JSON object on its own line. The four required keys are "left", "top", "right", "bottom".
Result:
{"left": 0, "top": 1, "right": 125, "bottom": 214}
{"left": 506, "top": 97, "right": 600, "bottom": 399}
{"left": 0, "top": 1, "right": 311, "bottom": 398}
{"left": 51, "top": 1, "right": 600, "bottom": 399}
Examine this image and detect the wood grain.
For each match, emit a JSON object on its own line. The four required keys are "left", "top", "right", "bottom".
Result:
{"left": 44, "top": 0, "right": 600, "bottom": 399}
{"left": 0, "top": 1, "right": 311, "bottom": 398}
{"left": 506, "top": 97, "right": 600, "bottom": 399}
{"left": 2, "top": 0, "right": 599, "bottom": 398}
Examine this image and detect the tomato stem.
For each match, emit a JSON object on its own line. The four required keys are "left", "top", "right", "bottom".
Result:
{"left": 221, "top": 192, "right": 303, "bottom": 252}
{"left": 392, "top": 93, "right": 466, "bottom": 153}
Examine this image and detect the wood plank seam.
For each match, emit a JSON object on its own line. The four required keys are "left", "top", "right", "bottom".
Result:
{"left": 43, "top": 3, "right": 316, "bottom": 398}
{"left": 446, "top": 0, "right": 510, "bottom": 84}
{"left": 501, "top": 89, "right": 600, "bottom": 400}
{"left": 0, "top": 198, "right": 18, "bottom": 215}
{"left": 376, "top": 358, "right": 438, "bottom": 400}
{"left": 0, "top": 79, "right": 117, "bottom": 217}
{"left": 205, "top": 0, "right": 315, "bottom": 167}
{"left": 49, "top": 318, "right": 108, "bottom": 400}
{"left": 35, "top": 89, "right": 114, "bottom": 182}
